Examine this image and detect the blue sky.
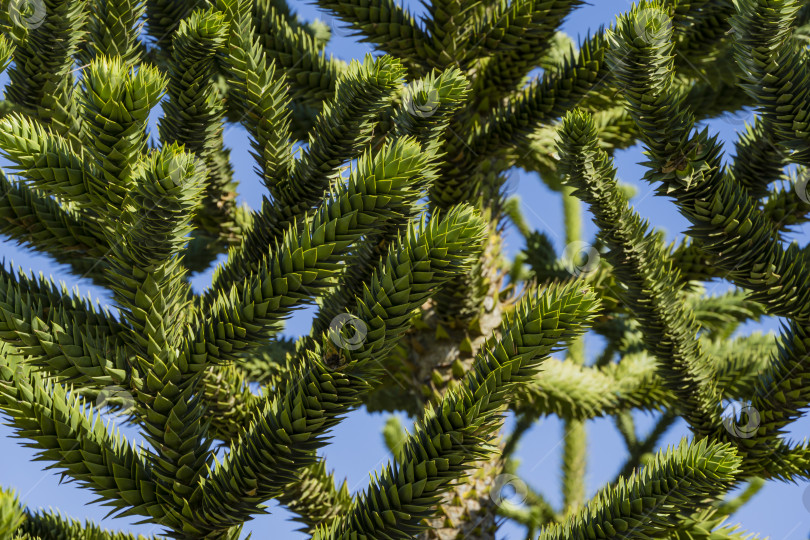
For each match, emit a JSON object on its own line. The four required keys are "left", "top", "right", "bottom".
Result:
{"left": 1, "top": 0, "right": 809, "bottom": 538}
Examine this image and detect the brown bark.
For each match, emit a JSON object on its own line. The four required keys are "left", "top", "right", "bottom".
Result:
{"left": 410, "top": 232, "right": 510, "bottom": 539}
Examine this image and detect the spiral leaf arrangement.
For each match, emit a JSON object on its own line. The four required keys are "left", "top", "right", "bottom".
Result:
{"left": 0, "top": 0, "right": 808, "bottom": 538}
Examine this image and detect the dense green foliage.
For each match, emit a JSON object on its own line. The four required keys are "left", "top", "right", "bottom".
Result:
{"left": 0, "top": 0, "right": 808, "bottom": 538}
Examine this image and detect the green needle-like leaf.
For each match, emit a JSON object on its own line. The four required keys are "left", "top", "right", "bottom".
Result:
{"left": 539, "top": 438, "right": 742, "bottom": 540}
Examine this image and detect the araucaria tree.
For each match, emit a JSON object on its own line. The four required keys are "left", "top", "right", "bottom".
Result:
{"left": 1, "top": 0, "right": 809, "bottom": 537}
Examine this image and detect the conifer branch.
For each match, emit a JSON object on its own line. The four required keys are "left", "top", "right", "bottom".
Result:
{"left": 198, "top": 138, "right": 429, "bottom": 364}
{"left": 740, "top": 321, "right": 810, "bottom": 466}
{"left": 0, "top": 171, "right": 107, "bottom": 283}
{"left": 160, "top": 8, "right": 230, "bottom": 175}
{"left": 517, "top": 71, "right": 756, "bottom": 180}
{"left": 0, "top": 113, "right": 97, "bottom": 207}
{"left": 516, "top": 333, "right": 773, "bottom": 423}
{"left": 608, "top": 1, "right": 810, "bottom": 323}
{"left": 515, "top": 352, "right": 670, "bottom": 421}
{"left": 728, "top": 116, "right": 786, "bottom": 199}
{"left": 2, "top": 0, "right": 86, "bottom": 141}
{"left": 0, "top": 487, "right": 25, "bottom": 537}
{"left": 539, "top": 439, "right": 741, "bottom": 540}
{"left": 472, "top": 0, "right": 582, "bottom": 97}
{"left": 1, "top": 486, "right": 157, "bottom": 539}
{"left": 104, "top": 145, "right": 204, "bottom": 353}
{"left": 218, "top": 0, "right": 293, "bottom": 196}
{"left": 199, "top": 363, "right": 257, "bottom": 442}
{"left": 0, "top": 343, "right": 161, "bottom": 522}
{"left": 560, "top": 185, "right": 587, "bottom": 513}
{"left": 0, "top": 35, "right": 14, "bottom": 73}
{"left": 1, "top": 1, "right": 808, "bottom": 536}
{"left": 422, "top": 0, "right": 478, "bottom": 68}
{"left": 557, "top": 109, "right": 721, "bottom": 435}
{"left": 211, "top": 54, "right": 406, "bottom": 292}
{"left": 758, "top": 439, "right": 810, "bottom": 481}
{"left": 0, "top": 265, "right": 131, "bottom": 388}
{"left": 275, "top": 55, "right": 405, "bottom": 211}
{"left": 390, "top": 67, "right": 469, "bottom": 151}
{"left": 253, "top": 0, "right": 346, "bottom": 106}
{"left": 686, "top": 290, "right": 766, "bottom": 339}
{"left": 160, "top": 7, "right": 239, "bottom": 269}
{"left": 79, "top": 57, "right": 166, "bottom": 217}
{"left": 316, "top": 282, "right": 599, "bottom": 539}
{"left": 731, "top": 0, "right": 810, "bottom": 164}
{"left": 311, "top": 67, "right": 469, "bottom": 334}
{"left": 674, "top": 1, "right": 736, "bottom": 73}
{"left": 143, "top": 0, "right": 199, "bottom": 55}
{"left": 196, "top": 204, "right": 487, "bottom": 532}
{"left": 78, "top": 0, "right": 146, "bottom": 66}
{"left": 486, "top": 30, "right": 609, "bottom": 150}
{"left": 465, "top": 0, "right": 571, "bottom": 63}
{"left": 89, "top": 144, "right": 212, "bottom": 528}
{"left": 274, "top": 461, "right": 352, "bottom": 533}
{"left": 203, "top": 365, "right": 351, "bottom": 529}
{"left": 430, "top": 32, "right": 609, "bottom": 207}
{"left": 315, "top": 0, "right": 430, "bottom": 77}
